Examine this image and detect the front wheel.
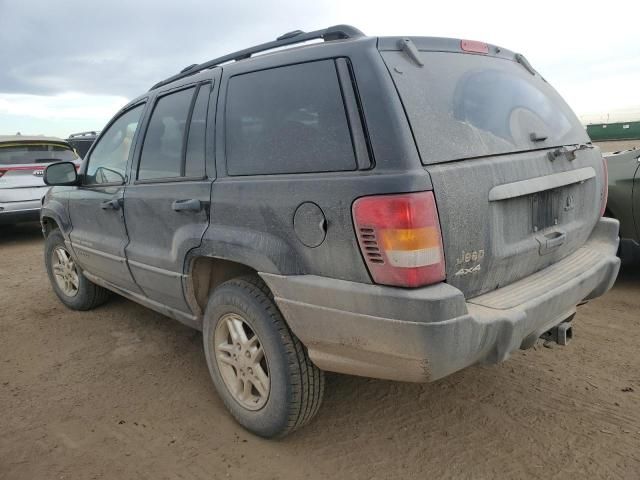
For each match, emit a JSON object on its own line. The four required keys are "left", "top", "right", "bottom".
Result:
{"left": 44, "top": 229, "right": 110, "bottom": 310}
{"left": 203, "top": 275, "right": 325, "bottom": 438}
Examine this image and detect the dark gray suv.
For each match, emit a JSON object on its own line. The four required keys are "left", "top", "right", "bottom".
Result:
{"left": 41, "top": 25, "right": 620, "bottom": 437}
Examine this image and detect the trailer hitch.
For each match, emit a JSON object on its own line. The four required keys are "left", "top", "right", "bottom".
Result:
{"left": 540, "top": 320, "right": 573, "bottom": 346}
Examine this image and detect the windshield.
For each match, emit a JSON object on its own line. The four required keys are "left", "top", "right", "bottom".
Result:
{"left": 0, "top": 143, "right": 79, "bottom": 165}
{"left": 381, "top": 51, "right": 589, "bottom": 164}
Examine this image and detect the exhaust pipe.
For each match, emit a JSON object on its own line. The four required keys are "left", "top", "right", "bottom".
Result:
{"left": 541, "top": 321, "right": 573, "bottom": 346}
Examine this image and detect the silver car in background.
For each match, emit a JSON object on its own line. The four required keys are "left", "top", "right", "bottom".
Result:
{"left": 0, "top": 135, "right": 81, "bottom": 225}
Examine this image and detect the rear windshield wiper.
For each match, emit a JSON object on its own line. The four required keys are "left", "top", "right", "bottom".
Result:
{"left": 547, "top": 143, "right": 594, "bottom": 162}
{"left": 398, "top": 38, "right": 424, "bottom": 67}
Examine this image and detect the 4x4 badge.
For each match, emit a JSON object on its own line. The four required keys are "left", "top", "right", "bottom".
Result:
{"left": 454, "top": 264, "right": 481, "bottom": 276}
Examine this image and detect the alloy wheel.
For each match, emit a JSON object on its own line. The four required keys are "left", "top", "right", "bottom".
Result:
{"left": 51, "top": 246, "right": 79, "bottom": 297}
{"left": 214, "top": 313, "right": 270, "bottom": 410}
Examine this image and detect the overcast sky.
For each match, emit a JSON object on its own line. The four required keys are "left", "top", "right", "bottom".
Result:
{"left": 1, "top": 0, "right": 639, "bottom": 137}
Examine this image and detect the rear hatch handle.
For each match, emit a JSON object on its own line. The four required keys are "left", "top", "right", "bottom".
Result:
{"left": 536, "top": 229, "right": 567, "bottom": 255}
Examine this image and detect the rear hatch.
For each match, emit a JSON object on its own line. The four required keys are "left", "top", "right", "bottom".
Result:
{"left": 379, "top": 38, "right": 607, "bottom": 298}
{"left": 0, "top": 141, "right": 79, "bottom": 203}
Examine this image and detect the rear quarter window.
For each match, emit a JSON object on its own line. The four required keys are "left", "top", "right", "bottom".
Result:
{"left": 225, "top": 60, "right": 357, "bottom": 176}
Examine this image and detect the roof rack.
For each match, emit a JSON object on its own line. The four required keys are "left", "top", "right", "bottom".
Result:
{"left": 149, "top": 24, "right": 364, "bottom": 91}
{"left": 67, "top": 131, "right": 99, "bottom": 138}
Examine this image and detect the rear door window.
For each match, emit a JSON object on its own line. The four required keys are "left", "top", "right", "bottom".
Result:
{"left": 138, "top": 83, "right": 211, "bottom": 180}
{"left": 184, "top": 85, "right": 210, "bottom": 178}
{"left": 138, "top": 87, "right": 195, "bottom": 180}
{"left": 225, "top": 60, "right": 356, "bottom": 175}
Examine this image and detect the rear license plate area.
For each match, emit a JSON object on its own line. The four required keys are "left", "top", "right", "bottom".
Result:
{"left": 531, "top": 189, "right": 560, "bottom": 232}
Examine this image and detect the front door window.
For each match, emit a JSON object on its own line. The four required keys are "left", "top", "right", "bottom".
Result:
{"left": 85, "top": 104, "right": 145, "bottom": 185}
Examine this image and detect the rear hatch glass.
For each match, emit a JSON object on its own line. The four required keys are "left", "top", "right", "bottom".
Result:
{"left": 0, "top": 143, "right": 79, "bottom": 193}
{"left": 0, "top": 143, "right": 78, "bottom": 165}
{"left": 380, "top": 50, "right": 589, "bottom": 164}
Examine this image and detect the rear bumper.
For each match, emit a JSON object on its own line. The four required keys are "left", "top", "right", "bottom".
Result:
{"left": 261, "top": 218, "right": 620, "bottom": 382}
{"left": 0, "top": 200, "right": 41, "bottom": 224}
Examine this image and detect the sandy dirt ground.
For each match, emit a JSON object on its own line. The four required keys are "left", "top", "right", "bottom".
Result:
{"left": 1, "top": 223, "right": 639, "bottom": 479}
{"left": 594, "top": 139, "right": 640, "bottom": 153}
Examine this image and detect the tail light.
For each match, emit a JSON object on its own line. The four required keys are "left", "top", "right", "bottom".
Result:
{"left": 600, "top": 156, "right": 608, "bottom": 217}
{"left": 352, "top": 191, "right": 446, "bottom": 288}
{"left": 0, "top": 166, "right": 37, "bottom": 177}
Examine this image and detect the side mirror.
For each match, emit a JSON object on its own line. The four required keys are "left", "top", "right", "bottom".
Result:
{"left": 44, "top": 161, "right": 78, "bottom": 186}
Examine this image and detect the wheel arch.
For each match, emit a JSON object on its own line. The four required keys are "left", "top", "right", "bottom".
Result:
{"left": 184, "top": 227, "right": 305, "bottom": 318}
{"left": 41, "top": 215, "right": 61, "bottom": 237}
{"left": 40, "top": 203, "right": 72, "bottom": 238}
{"left": 184, "top": 255, "right": 259, "bottom": 317}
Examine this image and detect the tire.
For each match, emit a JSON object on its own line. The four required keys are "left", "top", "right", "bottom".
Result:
{"left": 203, "top": 275, "right": 324, "bottom": 438}
{"left": 44, "top": 229, "right": 110, "bottom": 311}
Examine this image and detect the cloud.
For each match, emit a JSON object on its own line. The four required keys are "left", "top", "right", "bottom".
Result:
{"left": 1, "top": 0, "right": 639, "bottom": 136}
{"left": 0, "top": 0, "right": 337, "bottom": 97}
{"left": 0, "top": 92, "right": 127, "bottom": 120}
{"left": 0, "top": 92, "right": 128, "bottom": 137}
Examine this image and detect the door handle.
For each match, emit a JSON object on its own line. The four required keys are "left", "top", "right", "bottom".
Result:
{"left": 172, "top": 198, "right": 203, "bottom": 212}
{"left": 100, "top": 198, "right": 122, "bottom": 210}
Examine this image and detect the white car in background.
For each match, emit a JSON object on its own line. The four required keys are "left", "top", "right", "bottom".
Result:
{"left": 0, "top": 135, "right": 81, "bottom": 225}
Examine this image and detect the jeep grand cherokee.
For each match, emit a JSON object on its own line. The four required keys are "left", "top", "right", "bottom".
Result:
{"left": 41, "top": 25, "right": 620, "bottom": 437}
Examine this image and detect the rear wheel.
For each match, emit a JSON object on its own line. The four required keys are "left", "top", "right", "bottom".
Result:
{"left": 44, "top": 229, "right": 110, "bottom": 310}
{"left": 203, "top": 275, "right": 324, "bottom": 438}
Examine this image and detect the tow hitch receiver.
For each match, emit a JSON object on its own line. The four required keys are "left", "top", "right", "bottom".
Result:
{"left": 541, "top": 321, "right": 573, "bottom": 346}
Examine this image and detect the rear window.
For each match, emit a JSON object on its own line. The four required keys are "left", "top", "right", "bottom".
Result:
{"left": 0, "top": 143, "right": 78, "bottom": 165}
{"left": 225, "top": 60, "right": 356, "bottom": 175}
{"left": 381, "top": 51, "right": 589, "bottom": 164}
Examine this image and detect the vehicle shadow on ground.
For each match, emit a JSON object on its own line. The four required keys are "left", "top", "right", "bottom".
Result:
{"left": 617, "top": 263, "right": 640, "bottom": 285}
{"left": 0, "top": 222, "right": 42, "bottom": 245}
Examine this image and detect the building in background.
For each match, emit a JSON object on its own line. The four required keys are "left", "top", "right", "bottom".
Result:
{"left": 581, "top": 109, "right": 640, "bottom": 153}
{"left": 587, "top": 121, "right": 640, "bottom": 142}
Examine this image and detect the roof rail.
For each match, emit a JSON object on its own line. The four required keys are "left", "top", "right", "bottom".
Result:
{"left": 149, "top": 24, "right": 364, "bottom": 91}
